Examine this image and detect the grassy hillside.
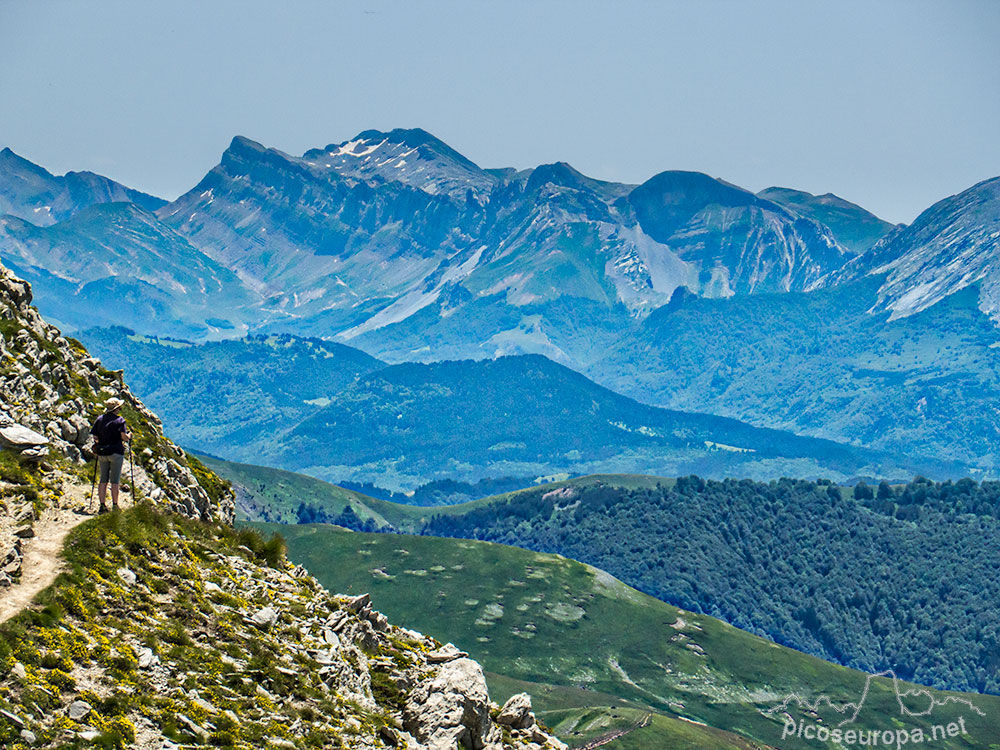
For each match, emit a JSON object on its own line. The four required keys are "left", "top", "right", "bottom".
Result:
{"left": 257, "top": 525, "right": 1000, "bottom": 749}
{"left": 201, "top": 454, "right": 669, "bottom": 528}
{"left": 213, "top": 456, "right": 1000, "bottom": 695}
{"left": 422, "top": 476, "right": 1000, "bottom": 695}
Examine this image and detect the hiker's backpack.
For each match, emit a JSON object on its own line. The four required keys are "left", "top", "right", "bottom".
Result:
{"left": 93, "top": 414, "right": 123, "bottom": 455}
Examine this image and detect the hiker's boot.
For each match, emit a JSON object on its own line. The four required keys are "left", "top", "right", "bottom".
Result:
{"left": 98, "top": 504, "right": 109, "bottom": 515}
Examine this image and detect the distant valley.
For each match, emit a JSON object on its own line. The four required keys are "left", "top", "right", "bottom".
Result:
{"left": 82, "top": 327, "right": 943, "bottom": 490}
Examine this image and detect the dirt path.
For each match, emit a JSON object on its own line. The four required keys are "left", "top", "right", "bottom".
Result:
{"left": 0, "top": 482, "right": 130, "bottom": 624}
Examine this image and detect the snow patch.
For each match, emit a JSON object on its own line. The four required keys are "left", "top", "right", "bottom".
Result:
{"left": 331, "top": 138, "right": 386, "bottom": 158}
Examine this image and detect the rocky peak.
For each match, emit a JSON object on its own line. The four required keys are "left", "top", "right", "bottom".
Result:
{"left": 303, "top": 128, "right": 497, "bottom": 201}
{"left": 625, "top": 169, "right": 851, "bottom": 296}
{"left": 817, "top": 176, "right": 1000, "bottom": 319}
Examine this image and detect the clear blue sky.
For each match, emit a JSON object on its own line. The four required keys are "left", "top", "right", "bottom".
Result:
{"left": 2, "top": 0, "right": 998, "bottom": 224}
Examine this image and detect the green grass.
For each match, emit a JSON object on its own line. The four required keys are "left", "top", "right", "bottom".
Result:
{"left": 196, "top": 454, "right": 395, "bottom": 525}
{"left": 256, "top": 524, "right": 1000, "bottom": 750}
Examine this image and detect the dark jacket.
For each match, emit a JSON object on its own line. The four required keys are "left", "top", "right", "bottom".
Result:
{"left": 92, "top": 412, "right": 127, "bottom": 455}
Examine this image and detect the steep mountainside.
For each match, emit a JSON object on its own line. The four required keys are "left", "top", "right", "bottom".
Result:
{"left": 0, "top": 147, "right": 164, "bottom": 225}
{"left": 2, "top": 508, "right": 567, "bottom": 750}
{"left": 0, "top": 261, "right": 566, "bottom": 749}
{"left": 593, "top": 277, "right": 1000, "bottom": 474}
{"left": 820, "top": 176, "right": 1000, "bottom": 320}
{"left": 758, "top": 186, "right": 896, "bottom": 254}
{"left": 80, "top": 329, "right": 946, "bottom": 490}
{"left": 0, "top": 262, "right": 228, "bottom": 522}
{"left": 0, "top": 203, "right": 258, "bottom": 336}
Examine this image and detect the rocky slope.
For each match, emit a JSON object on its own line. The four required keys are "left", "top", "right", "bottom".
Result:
{"left": 2, "top": 508, "right": 566, "bottom": 749}
{"left": 0, "top": 261, "right": 228, "bottom": 524}
{"left": 0, "top": 261, "right": 565, "bottom": 749}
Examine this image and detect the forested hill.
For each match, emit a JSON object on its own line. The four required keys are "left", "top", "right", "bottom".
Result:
{"left": 418, "top": 475, "right": 1000, "bottom": 695}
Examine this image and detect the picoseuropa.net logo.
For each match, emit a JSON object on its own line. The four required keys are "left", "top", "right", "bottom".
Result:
{"left": 766, "top": 670, "right": 986, "bottom": 749}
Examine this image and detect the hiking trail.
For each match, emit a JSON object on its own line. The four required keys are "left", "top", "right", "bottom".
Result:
{"left": 0, "top": 481, "right": 131, "bottom": 625}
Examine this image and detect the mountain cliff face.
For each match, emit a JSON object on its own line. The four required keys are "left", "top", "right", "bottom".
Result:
{"left": 0, "top": 147, "right": 164, "bottom": 226}
{"left": 0, "top": 261, "right": 565, "bottom": 749}
{"left": 757, "top": 186, "right": 896, "bottom": 254}
{"left": 819, "top": 177, "right": 1000, "bottom": 320}
{"left": 627, "top": 171, "right": 851, "bottom": 297}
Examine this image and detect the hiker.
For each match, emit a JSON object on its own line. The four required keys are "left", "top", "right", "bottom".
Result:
{"left": 91, "top": 397, "right": 132, "bottom": 513}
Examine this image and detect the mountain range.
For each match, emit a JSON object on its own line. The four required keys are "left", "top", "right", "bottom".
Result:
{"left": 4, "top": 130, "right": 1000, "bottom": 475}
{"left": 0, "top": 129, "right": 894, "bottom": 356}
{"left": 0, "top": 146, "right": 164, "bottom": 225}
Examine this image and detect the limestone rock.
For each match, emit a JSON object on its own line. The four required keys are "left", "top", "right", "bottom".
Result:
{"left": 427, "top": 642, "right": 469, "bottom": 663}
{"left": 0, "top": 708, "right": 25, "bottom": 728}
{"left": 405, "top": 657, "right": 500, "bottom": 750}
{"left": 118, "top": 567, "right": 137, "bottom": 586}
{"left": 67, "top": 699, "right": 92, "bottom": 720}
{"left": 496, "top": 693, "right": 535, "bottom": 729}
{"left": 249, "top": 605, "right": 279, "bottom": 629}
{"left": 137, "top": 647, "right": 157, "bottom": 669}
{"left": 346, "top": 592, "right": 371, "bottom": 612}
{"left": 0, "top": 423, "right": 48, "bottom": 447}
{"left": 19, "top": 445, "right": 48, "bottom": 462}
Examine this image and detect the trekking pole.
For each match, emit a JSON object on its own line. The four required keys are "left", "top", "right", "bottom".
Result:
{"left": 89, "top": 453, "right": 98, "bottom": 514}
{"left": 129, "top": 439, "right": 138, "bottom": 504}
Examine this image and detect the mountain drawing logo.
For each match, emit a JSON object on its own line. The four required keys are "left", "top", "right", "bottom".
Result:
{"left": 766, "top": 670, "right": 986, "bottom": 727}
